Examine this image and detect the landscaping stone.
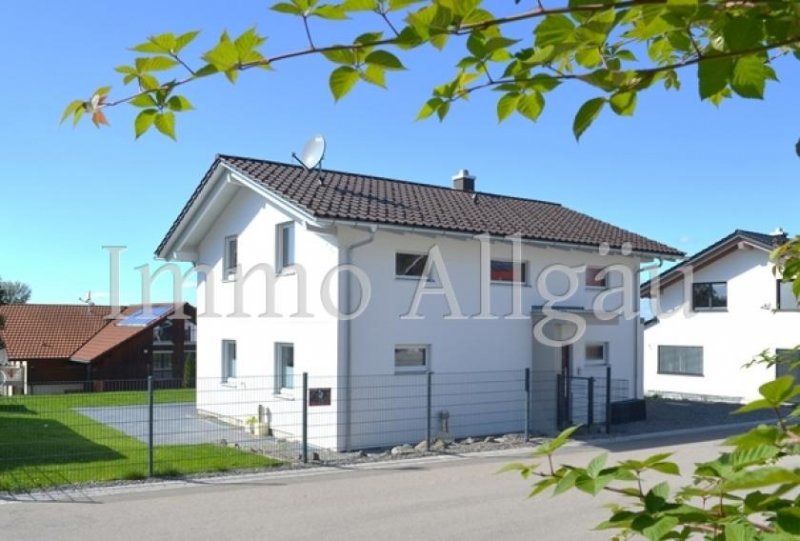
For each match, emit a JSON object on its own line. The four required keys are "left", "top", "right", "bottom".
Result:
{"left": 414, "top": 440, "right": 428, "bottom": 453}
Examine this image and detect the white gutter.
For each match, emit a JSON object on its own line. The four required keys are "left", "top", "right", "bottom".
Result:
{"left": 343, "top": 225, "right": 377, "bottom": 451}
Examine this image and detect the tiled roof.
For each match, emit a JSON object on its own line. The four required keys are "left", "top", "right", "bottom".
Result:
{"left": 0, "top": 304, "right": 113, "bottom": 360}
{"left": 641, "top": 229, "right": 789, "bottom": 295}
{"left": 0, "top": 303, "right": 194, "bottom": 362}
{"left": 156, "top": 155, "right": 682, "bottom": 258}
{"left": 71, "top": 303, "right": 193, "bottom": 362}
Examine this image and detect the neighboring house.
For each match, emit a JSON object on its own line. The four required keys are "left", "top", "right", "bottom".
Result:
{"left": 0, "top": 303, "right": 196, "bottom": 394}
{"left": 642, "top": 229, "right": 798, "bottom": 403}
{"left": 156, "top": 155, "right": 681, "bottom": 450}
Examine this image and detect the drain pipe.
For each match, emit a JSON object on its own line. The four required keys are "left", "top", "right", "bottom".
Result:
{"left": 635, "top": 257, "right": 664, "bottom": 399}
{"left": 343, "top": 225, "right": 377, "bottom": 451}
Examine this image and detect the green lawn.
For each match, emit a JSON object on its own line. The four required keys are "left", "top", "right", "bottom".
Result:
{"left": 0, "top": 389, "right": 282, "bottom": 492}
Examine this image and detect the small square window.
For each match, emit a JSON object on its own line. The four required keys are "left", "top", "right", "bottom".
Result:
{"left": 692, "top": 282, "right": 727, "bottom": 311}
{"left": 490, "top": 260, "right": 527, "bottom": 283}
{"left": 222, "top": 340, "right": 237, "bottom": 382}
{"left": 586, "top": 267, "right": 607, "bottom": 288}
{"left": 275, "top": 343, "right": 295, "bottom": 394}
{"left": 658, "top": 345, "right": 703, "bottom": 376}
{"left": 396, "top": 253, "right": 428, "bottom": 278}
{"left": 394, "top": 345, "right": 429, "bottom": 372}
{"left": 585, "top": 342, "right": 608, "bottom": 363}
{"left": 777, "top": 280, "right": 799, "bottom": 311}
{"left": 224, "top": 236, "right": 238, "bottom": 280}
{"left": 276, "top": 222, "right": 295, "bottom": 272}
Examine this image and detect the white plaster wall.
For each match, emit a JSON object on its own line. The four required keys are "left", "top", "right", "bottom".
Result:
{"left": 342, "top": 226, "right": 643, "bottom": 448}
{"left": 193, "top": 187, "right": 341, "bottom": 448}
{"left": 644, "top": 246, "right": 800, "bottom": 402}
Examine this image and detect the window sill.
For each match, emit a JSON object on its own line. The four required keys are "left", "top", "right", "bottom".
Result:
{"left": 277, "top": 266, "right": 297, "bottom": 277}
{"left": 692, "top": 308, "right": 728, "bottom": 313}
{"left": 273, "top": 391, "right": 296, "bottom": 400}
{"left": 395, "top": 276, "right": 436, "bottom": 283}
{"left": 490, "top": 281, "right": 529, "bottom": 287}
{"left": 585, "top": 285, "right": 608, "bottom": 290}
{"left": 657, "top": 372, "right": 704, "bottom": 377}
{"left": 394, "top": 369, "right": 428, "bottom": 375}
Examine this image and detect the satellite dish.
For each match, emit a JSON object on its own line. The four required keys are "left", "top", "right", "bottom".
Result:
{"left": 292, "top": 135, "right": 327, "bottom": 185}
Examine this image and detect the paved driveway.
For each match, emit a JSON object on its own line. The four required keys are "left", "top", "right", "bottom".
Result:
{"left": 75, "top": 403, "right": 269, "bottom": 447}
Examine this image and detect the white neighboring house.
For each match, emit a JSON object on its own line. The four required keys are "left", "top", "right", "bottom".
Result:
{"left": 642, "top": 229, "right": 799, "bottom": 403}
{"left": 156, "top": 155, "right": 681, "bottom": 450}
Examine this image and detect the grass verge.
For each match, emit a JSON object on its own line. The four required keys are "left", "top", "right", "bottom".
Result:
{"left": 0, "top": 389, "right": 282, "bottom": 492}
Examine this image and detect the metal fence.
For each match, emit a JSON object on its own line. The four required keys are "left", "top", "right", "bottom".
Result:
{"left": 0, "top": 369, "right": 628, "bottom": 492}
{"left": 556, "top": 367, "right": 630, "bottom": 432}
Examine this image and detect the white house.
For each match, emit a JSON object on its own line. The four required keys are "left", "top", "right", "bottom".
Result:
{"left": 155, "top": 155, "right": 681, "bottom": 450}
{"left": 642, "top": 229, "right": 799, "bottom": 403}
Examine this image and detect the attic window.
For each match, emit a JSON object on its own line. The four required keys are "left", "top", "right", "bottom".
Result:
{"left": 692, "top": 282, "right": 727, "bottom": 311}
{"left": 490, "top": 260, "right": 527, "bottom": 283}
{"left": 396, "top": 253, "right": 428, "bottom": 278}
{"left": 586, "top": 267, "right": 608, "bottom": 288}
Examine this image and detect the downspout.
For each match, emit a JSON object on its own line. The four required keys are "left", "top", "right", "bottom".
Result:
{"left": 343, "top": 225, "right": 377, "bottom": 451}
{"left": 635, "top": 257, "right": 664, "bottom": 399}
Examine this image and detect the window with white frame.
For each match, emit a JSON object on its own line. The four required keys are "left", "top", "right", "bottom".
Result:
{"left": 276, "top": 222, "right": 295, "bottom": 272}
{"left": 275, "top": 343, "right": 295, "bottom": 393}
{"left": 224, "top": 236, "right": 238, "bottom": 280}
{"left": 585, "top": 267, "right": 608, "bottom": 288}
{"left": 395, "top": 252, "right": 428, "bottom": 278}
{"left": 490, "top": 260, "right": 527, "bottom": 284}
{"left": 221, "top": 340, "right": 237, "bottom": 382}
{"left": 585, "top": 342, "right": 608, "bottom": 363}
{"left": 394, "top": 345, "right": 429, "bottom": 372}
{"left": 657, "top": 345, "right": 703, "bottom": 376}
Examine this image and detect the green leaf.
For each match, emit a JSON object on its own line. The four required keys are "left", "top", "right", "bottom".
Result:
{"left": 731, "top": 55, "right": 769, "bottom": 99}
{"left": 724, "top": 16, "right": 764, "bottom": 51}
{"left": 60, "top": 100, "right": 84, "bottom": 124}
{"left": 575, "top": 47, "right": 603, "bottom": 69}
{"left": 166, "top": 95, "right": 194, "bottom": 112}
{"left": 175, "top": 31, "right": 200, "bottom": 52}
{"left": 516, "top": 92, "right": 545, "bottom": 122}
{"left": 777, "top": 507, "right": 800, "bottom": 535}
{"left": 641, "top": 516, "right": 679, "bottom": 541}
{"left": 649, "top": 461, "right": 680, "bottom": 476}
{"left": 135, "top": 56, "right": 179, "bottom": 72}
{"left": 609, "top": 91, "right": 637, "bottom": 116}
{"left": 271, "top": 2, "right": 303, "bottom": 14}
{"left": 759, "top": 375, "right": 795, "bottom": 404}
{"left": 313, "top": 4, "right": 349, "bottom": 20}
{"left": 734, "top": 399, "right": 773, "bottom": 414}
{"left": 322, "top": 49, "right": 357, "bottom": 65}
{"left": 585, "top": 453, "right": 607, "bottom": 479}
{"left": 666, "top": 0, "right": 697, "bottom": 15}
{"left": 329, "top": 66, "right": 360, "bottom": 101}
{"left": 722, "top": 467, "right": 800, "bottom": 491}
{"left": 535, "top": 15, "right": 575, "bottom": 48}
{"left": 360, "top": 65, "right": 386, "bottom": 87}
{"left": 697, "top": 57, "right": 732, "bottom": 100}
{"left": 153, "top": 111, "right": 176, "bottom": 140}
{"left": 129, "top": 93, "right": 158, "bottom": 108}
{"left": 364, "top": 50, "right": 405, "bottom": 70}
{"left": 725, "top": 522, "right": 758, "bottom": 541}
{"left": 496, "top": 92, "right": 520, "bottom": 122}
{"left": 203, "top": 33, "right": 239, "bottom": 72}
{"left": 341, "top": 0, "right": 378, "bottom": 10}
{"left": 728, "top": 444, "right": 780, "bottom": 469}
{"left": 134, "top": 109, "right": 157, "bottom": 138}
{"left": 417, "top": 97, "right": 442, "bottom": 120}
{"left": 572, "top": 98, "right": 605, "bottom": 141}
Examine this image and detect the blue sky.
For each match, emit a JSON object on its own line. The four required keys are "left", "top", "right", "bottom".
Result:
{"left": 2, "top": 0, "right": 798, "bottom": 305}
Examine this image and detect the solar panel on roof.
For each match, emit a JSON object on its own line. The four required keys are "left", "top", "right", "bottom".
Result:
{"left": 118, "top": 306, "right": 171, "bottom": 327}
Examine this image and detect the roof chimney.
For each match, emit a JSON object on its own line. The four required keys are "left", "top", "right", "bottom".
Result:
{"left": 452, "top": 169, "right": 475, "bottom": 192}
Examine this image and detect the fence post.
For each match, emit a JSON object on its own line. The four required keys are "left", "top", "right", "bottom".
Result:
{"left": 605, "top": 365, "right": 612, "bottom": 434}
{"left": 524, "top": 368, "right": 531, "bottom": 440}
{"left": 302, "top": 372, "right": 308, "bottom": 464}
{"left": 426, "top": 371, "right": 433, "bottom": 451}
{"left": 147, "top": 375, "right": 154, "bottom": 478}
{"left": 587, "top": 377, "right": 595, "bottom": 432}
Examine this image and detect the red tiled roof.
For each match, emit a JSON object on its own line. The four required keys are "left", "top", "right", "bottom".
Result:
{"left": 0, "top": 304, "right": 114, "bottom": 360}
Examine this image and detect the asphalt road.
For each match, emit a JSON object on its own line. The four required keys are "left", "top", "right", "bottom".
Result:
{"left": 0, "top": 428, "right": 738, "bottom": 541}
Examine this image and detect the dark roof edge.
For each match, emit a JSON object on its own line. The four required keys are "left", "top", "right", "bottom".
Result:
{"left": 640, "top": 229, "right": 778, "bottom": 296}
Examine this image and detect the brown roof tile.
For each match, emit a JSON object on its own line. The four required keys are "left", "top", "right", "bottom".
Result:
{"left": 0, "top": 304, "right": 114, "bottom": 360}
{"left": 157, "top": 156, "right": 682, "bottom": 258}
